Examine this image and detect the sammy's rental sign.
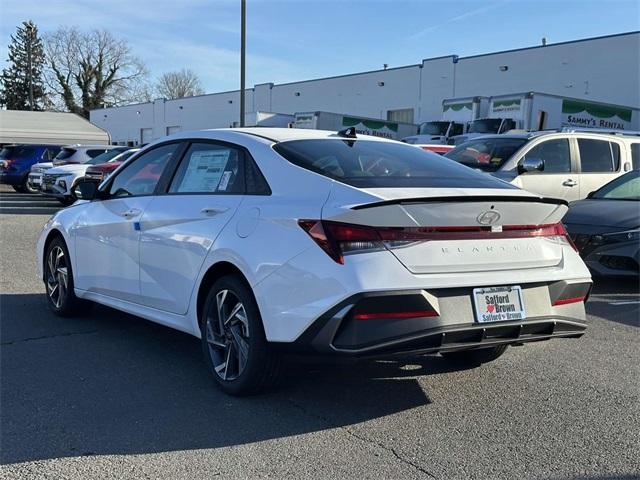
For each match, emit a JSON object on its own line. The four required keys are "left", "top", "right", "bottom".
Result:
{"left": 562, "top": 99, "right": 634, "bottom": 130}
{"left": 341, "top": 116, "right": 399, "bottom": 139}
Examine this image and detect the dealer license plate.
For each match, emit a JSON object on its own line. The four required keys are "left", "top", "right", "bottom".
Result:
{"left": 473, "top": 286, "right": 526, "bottom": 323}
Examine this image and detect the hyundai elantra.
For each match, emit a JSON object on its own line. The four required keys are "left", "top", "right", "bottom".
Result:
{"left": 37, "top": 128, "right": 591, "bottom": 395}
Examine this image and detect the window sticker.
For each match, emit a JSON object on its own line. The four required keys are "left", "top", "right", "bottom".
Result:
{"left": 178, "top": 149, "right": 230, "bottom": 192}
{"left": 217, "top": 170, "right": 232, "bottom": 191}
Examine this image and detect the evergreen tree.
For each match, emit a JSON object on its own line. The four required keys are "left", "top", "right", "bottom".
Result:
{"left": 0, "top": 21, "right": 47, "bottom": 110}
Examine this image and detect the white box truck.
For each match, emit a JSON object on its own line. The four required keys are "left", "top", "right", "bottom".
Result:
{"left": 294, "top": 111, "right": 418, "bottom": 140}
{"left": 451, "top": 92, "right": 640, "bottom": 144}
{"left": 403, "top": 97, "right": 489, "bottom": 145}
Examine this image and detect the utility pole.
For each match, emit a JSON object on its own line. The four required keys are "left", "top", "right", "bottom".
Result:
{"left": 26, "top": 23, "right": 34, "bottom": 111}
{"left": 239, "top": 0, "right": 246, "bottom": 127}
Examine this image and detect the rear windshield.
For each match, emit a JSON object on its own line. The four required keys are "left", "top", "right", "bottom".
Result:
{"left": 55, "top": 148, "right": 77, "bottom": 160}
{"left": 592, "top": 171, "right": 639, "bottom": 201}
{"left": 273, "top": 139, "right": 517, "bottom": 189}
{"left": 445, "top": 137, "right": 527, "bottom": 172}
{"left": 0, "top": 146, "right": 37, "bottom": 159}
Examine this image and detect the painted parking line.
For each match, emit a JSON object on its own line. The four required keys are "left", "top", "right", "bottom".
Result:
{"left": 608, "top": 300, "right": 640, "bottom": 305}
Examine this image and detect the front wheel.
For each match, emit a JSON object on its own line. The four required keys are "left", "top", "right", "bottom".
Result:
{"left": 44, "top": 236, "right": 84, "bottom": 316}
{"left": 201, "top": 274, "right": 281, "bottom": 395}
{"left": 441, "top": 345, "right": 508, "bottom": 366}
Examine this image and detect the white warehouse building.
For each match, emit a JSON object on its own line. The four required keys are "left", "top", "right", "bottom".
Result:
{"left": 91, "top": 31, "right": 640, "bottom": 145}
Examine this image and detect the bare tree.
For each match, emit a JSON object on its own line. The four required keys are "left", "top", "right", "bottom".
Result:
{"left": 156, "top": 69, "right": 204, "bottom": 99}
{"left": 44, "top": 27, "right": 149, "bottom": 117}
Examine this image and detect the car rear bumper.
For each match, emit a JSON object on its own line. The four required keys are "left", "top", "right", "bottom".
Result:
{"left": 0, "top": 172, "right": 24, "bottom": 185}
{"left": 279, "top": 281, "right": 590, "bottom": 358}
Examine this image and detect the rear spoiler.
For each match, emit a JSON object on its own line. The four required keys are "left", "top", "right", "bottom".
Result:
{"left": 351, "top": 195, "right": 569, "bottom": 210}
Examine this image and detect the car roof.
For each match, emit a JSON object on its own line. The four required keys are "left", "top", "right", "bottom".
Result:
{"left": 168, "top": 127, "right": 400, "bottom": 144}
{"left": 464, "top": 130, "right": 640, "bottom": 142}
{"left": 60, "top": 144, "right": 120, "bottom": 149}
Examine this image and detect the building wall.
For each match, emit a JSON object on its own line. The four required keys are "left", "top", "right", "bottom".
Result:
{"left": 91, "top": 32, "right": 640, "bottom": 144}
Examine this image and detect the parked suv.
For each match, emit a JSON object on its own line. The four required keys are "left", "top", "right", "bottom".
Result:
{"left": 445, "top": 131, "right": 639, "bottom": 201}
{"left": 0, "top": 144, "right": 61, "bottom": 193}
{"left": 28, "top": 144, "right": 119, "bottom": 191}
{"left": 41, "top": 147, "right": 131, "bottom": 205}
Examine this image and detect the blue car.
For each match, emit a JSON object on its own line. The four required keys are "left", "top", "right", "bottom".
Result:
{"left": 0, "top": 144, "right": 61, "bottom": 193}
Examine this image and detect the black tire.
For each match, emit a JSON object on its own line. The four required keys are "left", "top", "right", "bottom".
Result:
{"left": 441, "top": 345, "right": 508, "bottom": 366}
{"left": 200, "top": 274, "right": 281, "bottom": 395}
{"left": 44, "top": 236, "right": 84, "bottom": 316}
{"left": 12, "top": 184, "right": 26, "bottom": 193}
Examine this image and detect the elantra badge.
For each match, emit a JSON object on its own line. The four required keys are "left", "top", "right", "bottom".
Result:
{"left": 477, "top": 210, "right": 501, "bottom": 226}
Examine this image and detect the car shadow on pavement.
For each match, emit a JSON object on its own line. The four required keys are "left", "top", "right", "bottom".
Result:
{"left": 587, "top": 277, "right": 640, "bottom": 328}
{"left": 0, "top": 293, "right": 451, "bottom": 465}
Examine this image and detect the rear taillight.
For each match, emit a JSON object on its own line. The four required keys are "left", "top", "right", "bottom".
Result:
{"left": 552, "top": 296, "right": 586, "bottom": 306}
{"left": 299, "top": 220, "right": 578, "bottom": 264}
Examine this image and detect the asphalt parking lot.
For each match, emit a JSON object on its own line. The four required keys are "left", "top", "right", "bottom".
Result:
{"left": 0, "top": 185, "right": 638, "bottom": 480}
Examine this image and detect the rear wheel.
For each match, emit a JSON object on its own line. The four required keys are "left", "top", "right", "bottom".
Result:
{"left": 201, "top": 274, "right": 281, "bottom": 395}
{"left": 441, "top": 345, "right": 508, "bottom": 366}
{"left": 44, "top": 236, "right": 84, "bottom": 316}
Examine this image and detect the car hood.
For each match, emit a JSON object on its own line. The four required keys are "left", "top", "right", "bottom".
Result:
{"left": 564, "top": 199, "right": 639, "bottom": 229}
{"left": 46, "top": 164, "right": 87, "bottom": 175}
{"left": 32, "top": 162, "right": 53, "bottom": 169}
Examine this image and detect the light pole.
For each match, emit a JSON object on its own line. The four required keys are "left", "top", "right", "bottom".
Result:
{"left": 239, "top": 0, "right": 246, "bottom": 127}
{"left": 26, "top": 22, "right": 34, "bottom": 111}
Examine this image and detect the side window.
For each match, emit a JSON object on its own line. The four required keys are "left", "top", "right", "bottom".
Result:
{"left": 245, "top": 156, "right": 271, "bottom": 195}
{"left": 169, "top": 143, "right": 245, "bottom": 194}
{"left": 578, "top": 139, "right": 619, "bottom": 173}
{"left": 450, "top": 123, "right": 463, "bottom": 136}
{"left": 522, "top": 139, "right": 571, "bottom": 173}
{"left": 109, "top": 143, "right": 178, "bottom": 197}
{"left": 631, "top": 144, "right": 640, "bottom": 170}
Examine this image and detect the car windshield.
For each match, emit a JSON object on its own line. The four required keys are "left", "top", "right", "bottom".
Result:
{"left": 0, "top": 146, "right": 37, "bottom": 159}
{"left": 444, "top": 137, "right": 527, "bottom": 172}
{"left": 273, "top": 139, "right": 517, "bottom": 189}
{"left": 592, "top": 171, "right": 640, "bottom": 201}
{"left": 86, "top": 149, "right": 127, "bottom": 165}
{"left": 468, "top": 119, "right": 503, "bottom": 134}
{"left": 419, "top": 122, "right": 449, "bottom": 136}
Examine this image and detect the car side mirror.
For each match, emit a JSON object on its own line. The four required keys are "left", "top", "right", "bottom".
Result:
{"left": 73, "top": 179, "right": 100, "bottom": 200}
{"left": 519, "top": 157, "right": 544, "bottom": 174}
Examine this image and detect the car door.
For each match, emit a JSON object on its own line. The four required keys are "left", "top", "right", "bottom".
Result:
{"left": 73, "top": 142, "right": 183, "bottom": 303}
{"left": 576, "top": 138, "right": 624, "bottom": 199}
{"left": 514, "top": 138, "right": 580, "bottom": 201}
{"left": 137, "top": 141, "right": 249, "bottom": 314}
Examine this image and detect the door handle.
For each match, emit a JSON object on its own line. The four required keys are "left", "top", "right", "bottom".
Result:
{"left": 562, "top": 179, "right": 578, "bottom": 187}
{"left": 201, "top": 206, "right": 229, "bottom": 216}
{"left": 121, "top": 208, "right": 141, "bottom": 218}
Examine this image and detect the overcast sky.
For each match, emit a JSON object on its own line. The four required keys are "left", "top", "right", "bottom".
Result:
{"left": 1, "top": 0, "right": 638, "bottom": 94}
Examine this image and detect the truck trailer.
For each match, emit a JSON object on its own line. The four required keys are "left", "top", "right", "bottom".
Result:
{"left": 294, "top": 111, "right": 418, "bottom": 140}
{"left": 451, "top": 92, "right": 640, "bottom": 144}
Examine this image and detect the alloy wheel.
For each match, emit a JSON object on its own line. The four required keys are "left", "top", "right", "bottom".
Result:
{"left": 46, "top": 245, "right": 68, "bottom": 308}
{"left": 205, "top": 289, "right": 250, "bottom": 381}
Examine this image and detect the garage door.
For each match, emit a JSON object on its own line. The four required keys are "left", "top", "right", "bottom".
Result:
{"left": 166, "top": 126, "right": 181, "bottom": 135}
{"left": 140, "top": 128, "right": 153, "bottom": 145}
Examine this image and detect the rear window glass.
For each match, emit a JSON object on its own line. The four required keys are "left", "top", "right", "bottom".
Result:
{"left": 86, "top": 149, "right": 110, "bottom": 159}
{"left": 273, "top": 139, "right": 517, "bottom": 189}
{"left": 54, "top": 148, "right": 77, "bottom": 160}
{"left": 0, "top": 146, "right": 37, "bottom": 159}
{"left": 445, "top": 138, "right": 527, "bottom": 172}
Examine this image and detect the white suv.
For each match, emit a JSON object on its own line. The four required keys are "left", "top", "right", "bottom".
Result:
{"left": 445, "top": 131, "right": 639, "bottom": 201}
{"left": 28, "top": 145, "right": 120, "bottom": 191}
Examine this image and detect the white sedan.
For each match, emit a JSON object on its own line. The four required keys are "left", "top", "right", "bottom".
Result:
{"left": 37, "top": 128, "right": 592, "bottom": 395}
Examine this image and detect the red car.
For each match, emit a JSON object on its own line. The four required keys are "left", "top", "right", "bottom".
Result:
{"left": 84, "top": 148, "right": 139, "bottom": 181}
{"left": 415, "top": 144, "right": 455, "bottom": 155}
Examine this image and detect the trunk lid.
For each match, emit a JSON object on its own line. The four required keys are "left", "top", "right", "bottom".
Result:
{"left": 322, "top": 185, "right": 569, "bottom": 274}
